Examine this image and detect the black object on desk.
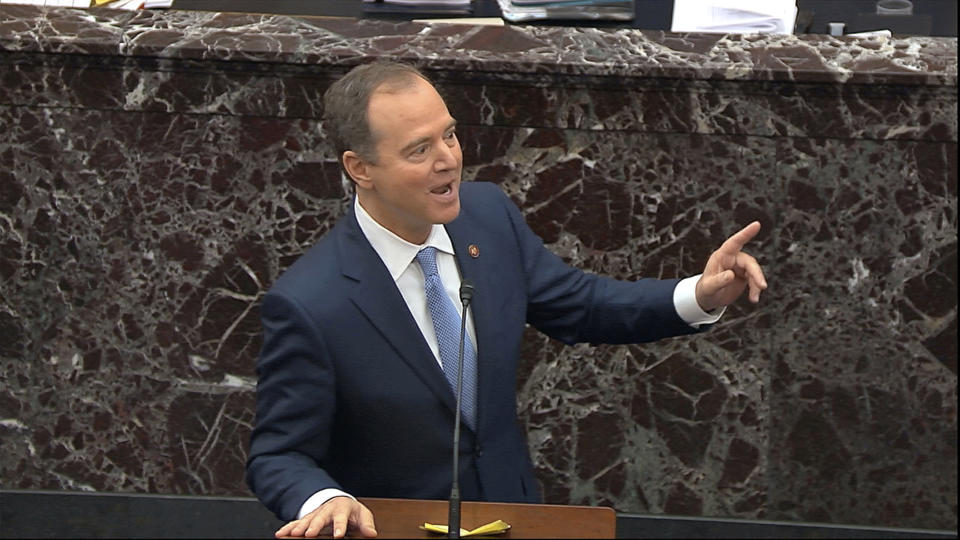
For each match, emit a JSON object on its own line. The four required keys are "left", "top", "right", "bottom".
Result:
{"left": 362, "top": 1, "right": 473, "bottom": 17}
{"left": 796, "top": 0, "right": 955, "bottom": 36}
{"left": 849, "top": 13, "right": 934, "bottom": 35}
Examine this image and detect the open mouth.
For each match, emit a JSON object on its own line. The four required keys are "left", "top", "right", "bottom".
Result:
{"left": 430, "top": 182, "right": 455, "bottom": 195}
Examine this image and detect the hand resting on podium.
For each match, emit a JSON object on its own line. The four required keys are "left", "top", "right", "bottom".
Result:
{"left": 275, "top": 496, "right": 378, "bottom": 538}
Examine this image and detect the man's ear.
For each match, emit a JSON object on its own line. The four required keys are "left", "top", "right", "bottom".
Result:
{"left": 343, "top": 151, "right": 373, "bottom": 189}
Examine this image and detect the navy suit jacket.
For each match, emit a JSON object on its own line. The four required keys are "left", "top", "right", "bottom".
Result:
{"left": 246, "top": 182, "right": 700, "bottom": 521}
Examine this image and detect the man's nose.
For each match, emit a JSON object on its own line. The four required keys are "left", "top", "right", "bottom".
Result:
{"left": 433, "top": 140, "right": 459, "bottom": 171}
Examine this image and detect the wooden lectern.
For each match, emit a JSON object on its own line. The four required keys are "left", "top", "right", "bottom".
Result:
{"left": 354, "top": 497, "right": 616, "bottom": 538}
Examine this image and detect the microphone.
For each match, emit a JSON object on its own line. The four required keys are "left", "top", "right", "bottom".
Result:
{"left": 448, "top": 279, "right": 474, "bottom": 539}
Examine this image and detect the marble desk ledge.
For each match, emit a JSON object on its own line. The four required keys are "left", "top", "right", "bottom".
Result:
{"left": 0, "top": 5, "right": 956, "bottom": 87}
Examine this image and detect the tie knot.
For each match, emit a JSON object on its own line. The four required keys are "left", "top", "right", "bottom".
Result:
{"left": 416, "top": 247, "right": 440, "bottom": 278}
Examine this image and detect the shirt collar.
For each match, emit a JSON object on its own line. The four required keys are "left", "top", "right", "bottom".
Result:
{"left": 354, "top": 196, "right": 455, "bottom": 282}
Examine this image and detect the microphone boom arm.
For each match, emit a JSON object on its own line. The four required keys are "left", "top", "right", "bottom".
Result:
{"left": 448, "top": 279, "right": 474, "bottom": 539}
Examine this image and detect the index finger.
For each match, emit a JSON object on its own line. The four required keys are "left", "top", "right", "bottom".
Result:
{"left": 719, "top": 221, "right": 761, "bottom": 254}
{"left": 275, "top": 520, "right": 300, "bottom": 538}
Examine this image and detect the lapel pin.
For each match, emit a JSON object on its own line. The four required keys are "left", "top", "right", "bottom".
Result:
{"left": 468, "top": 244, "right": 480, "bottom": 258}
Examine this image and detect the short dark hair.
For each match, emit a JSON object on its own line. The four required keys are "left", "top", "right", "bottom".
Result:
{"left": 323, "top": 61, "right": 431, "bottom": 175}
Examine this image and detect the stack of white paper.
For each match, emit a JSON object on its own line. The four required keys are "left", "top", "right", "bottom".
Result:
{"left": 671, "top": 0, "right": 797, "bottom": 34}
{"left": 499, "top": 0, "right": 634, "bottom": 22}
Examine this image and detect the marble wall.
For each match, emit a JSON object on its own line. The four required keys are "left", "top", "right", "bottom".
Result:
{"left": 0, "top": 5, "right": 956, "bottom": 531}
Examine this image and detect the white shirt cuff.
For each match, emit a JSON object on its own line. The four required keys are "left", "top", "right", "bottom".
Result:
{"left": 673, "top": 274, "right": 724, "bottom": 327}
{"left": 297, "top": 489, "right": 355, "bottom": 519}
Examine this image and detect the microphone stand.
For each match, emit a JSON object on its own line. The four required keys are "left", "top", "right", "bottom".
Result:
{"left": 448, "top": 279, "right": 474, "bottom": 539}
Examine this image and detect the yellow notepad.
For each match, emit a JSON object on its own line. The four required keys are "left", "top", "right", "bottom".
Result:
{"left": 420, "top": 519, "right": 511, "bottom": 536}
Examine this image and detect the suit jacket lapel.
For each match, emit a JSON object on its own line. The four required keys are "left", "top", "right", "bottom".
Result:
{"left": 336, "top": 210, "right": 458, "bottom": 415}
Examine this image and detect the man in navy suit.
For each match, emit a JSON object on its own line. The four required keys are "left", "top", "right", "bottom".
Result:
{"left": 246, "top": 61, "right": 767, "bottom": 538}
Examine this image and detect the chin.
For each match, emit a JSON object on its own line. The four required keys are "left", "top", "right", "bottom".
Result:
{"left": 436, "top": 202, "right": 461, "bottom": 224}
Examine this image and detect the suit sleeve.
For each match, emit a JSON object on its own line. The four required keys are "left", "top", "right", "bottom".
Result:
{"left": 245, "top": 290, "right": 342, "bottom": 521}
{"left": 496, "top": 187, "right": 701, "bottom": 344}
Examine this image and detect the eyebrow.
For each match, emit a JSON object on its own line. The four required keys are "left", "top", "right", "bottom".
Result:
{"left": 399, "top": 119, "right": 458, "bottom": 154}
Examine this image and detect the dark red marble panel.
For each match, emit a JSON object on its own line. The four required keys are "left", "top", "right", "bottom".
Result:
{"left": 765, "top": 137, "right": 957, "bottom": 528}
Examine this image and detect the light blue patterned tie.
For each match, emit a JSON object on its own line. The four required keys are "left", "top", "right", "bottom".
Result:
{"left": 416, "top": 246, "right": 478, "bottom": 430}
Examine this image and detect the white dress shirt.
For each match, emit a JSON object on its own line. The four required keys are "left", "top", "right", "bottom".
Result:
{"left": 296, "top": 196, "right": 722, "bottom": 519}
